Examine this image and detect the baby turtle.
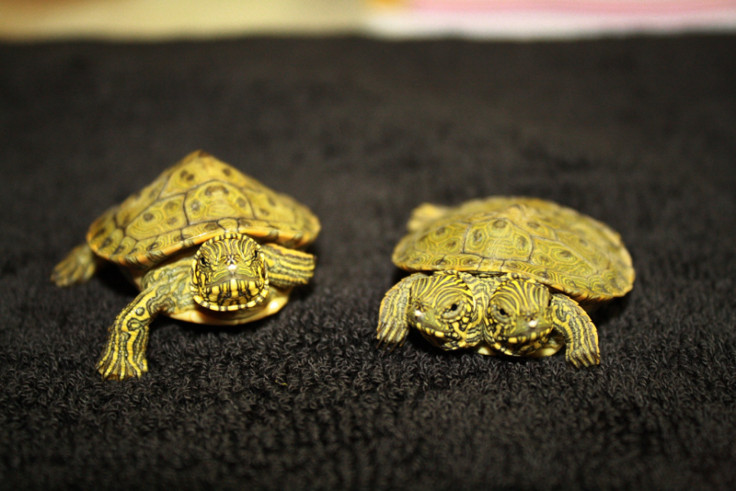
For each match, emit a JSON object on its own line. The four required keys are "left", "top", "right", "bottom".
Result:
{"left": 377, "top": 197, "right": 634, "bottom": 367}
{"left": 52, "top": 150, "right": 320, "bottom": 380}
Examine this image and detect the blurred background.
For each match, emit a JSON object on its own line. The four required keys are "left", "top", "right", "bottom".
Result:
{"left": 2, "top": 0, "right": 736, "bottom": 41}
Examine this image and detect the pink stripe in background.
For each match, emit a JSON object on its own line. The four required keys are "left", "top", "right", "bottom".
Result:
{"left": 368, "top": 0, "right": 736, "bottom": 37}
{"left": 410, "top": 0, "right": 736, "bottom": 15}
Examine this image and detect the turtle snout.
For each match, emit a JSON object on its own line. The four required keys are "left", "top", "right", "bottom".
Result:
{"left": 411, "top": 302, "right": 426, "bottom": 322}
{"left": 412, "top": 301, "right": 441, "bottom": 328}
{"left": 226, "top": 255, "right": 238, "bottom": 273}
{"left": 515, "top": 314, "right": 544, "bottom": 333}
{"left": 499, "top": 314, "right": 553, "bottom": 344}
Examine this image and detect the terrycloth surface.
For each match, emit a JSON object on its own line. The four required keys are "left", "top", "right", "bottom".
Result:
{"left": 1, "top": 36, "right": 735, "bottom": 490}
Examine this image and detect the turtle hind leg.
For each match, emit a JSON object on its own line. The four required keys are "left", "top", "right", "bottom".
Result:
{"left": 406, "top": 203, "right": 450, "bottom": 232}
{"left": 51, "top": 243, "right": 101, "bottom": 287}
{"left": 550, "top": 294, "right": 600, "bottom": 368}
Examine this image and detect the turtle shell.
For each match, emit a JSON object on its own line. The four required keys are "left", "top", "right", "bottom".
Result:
{"left": 87, "top": 151, "right": 320, "bottom": 267}
{"left": 392, "top": 197, "right": 634, "bottom": 302}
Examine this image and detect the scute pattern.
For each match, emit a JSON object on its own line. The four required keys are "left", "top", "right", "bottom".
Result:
{"left": 87, "top": 151, "right": 320, "bottom": 266}
{"left": 393, "top": 197, "right": 634, "bottom": 302}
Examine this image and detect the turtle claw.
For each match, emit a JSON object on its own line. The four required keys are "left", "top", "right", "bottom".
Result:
{"left": 565, "top": 346, "right": 601, "bottom": 368}
{"left": 96, "top": 328, "right": 150, "bottom": 381}
{"left": 376, "top": 319, "right": 409, "bottom": 351}
{"left": 97, "top": 355, "right": 148, "bottom": 381}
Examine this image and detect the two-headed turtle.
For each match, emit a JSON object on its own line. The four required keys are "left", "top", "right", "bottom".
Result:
{"left": 52, "top": 151, "right": 320, "bottom": 380}
{"left": 377, "top": 197, "right": 634, "bottom": 367}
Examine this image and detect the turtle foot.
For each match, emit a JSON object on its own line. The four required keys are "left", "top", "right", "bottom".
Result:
{"left": 51, "top": 243, "right": 99, "bottom": 286}
{"left": 565, "top": 345, "right": 601, "bottom": 368}
{"left": 97, "top": 351, "right": 149, "bottom": 381}
{"left": 406, "top": 203, "right": 450, "bottom": 232}
{"left": 97, "top": 308, "right": 151, "bottom": 381}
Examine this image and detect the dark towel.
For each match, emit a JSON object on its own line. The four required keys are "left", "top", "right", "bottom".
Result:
{"left": 1, "top": 35, "right": 735, "bottom": 489}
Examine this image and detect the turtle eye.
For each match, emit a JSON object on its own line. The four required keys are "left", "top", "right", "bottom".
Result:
{"left": 442, "top": 301, "right": 463, "bottom": 319}
{"left": 493, "top": 306, "right": 511, "bottom": 320}
{"left": 198, "top": 255, "right": 210, "bottom": 268}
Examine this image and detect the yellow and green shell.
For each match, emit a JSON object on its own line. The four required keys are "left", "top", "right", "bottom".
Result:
{"left": 86, "top": 150, "right": 320, "bottom": 268}
{"left": 393, "top": 197, "right": 634, "bottom": 303}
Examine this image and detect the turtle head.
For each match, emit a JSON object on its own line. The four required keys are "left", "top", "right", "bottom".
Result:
{"left": 408, "top": 271, "right": 482, "bottom": 350}
{"left": 191, "top": 233, "right": 269, "bottom": 311}
{"left": 484, "top": 276, "right": 554, "bottom": 354}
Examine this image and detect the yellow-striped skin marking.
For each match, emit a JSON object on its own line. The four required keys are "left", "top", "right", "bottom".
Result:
{"left": 192, "top": 233, "right": 269, "bottom": 311}
{"left": 484, "top": 273, "right": 599, "bottom": 366}
{"left": 97, "top": 287, "right": 159, "bottom": 380}
{"left": 377, "top": 272, "right": 600, "bottom": 368}
{"left": 409, "top": 272, "right": 480, "bottom": 350}
{"left": 485, "top": 275, "right": 555, "bottom": 357}
{"left": 89, "top": 234, "right": 316, "bottom": 380}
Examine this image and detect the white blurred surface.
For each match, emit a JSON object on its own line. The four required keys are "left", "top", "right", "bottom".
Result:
{"left": 368, "top": 0, "right": 736, "bottom": 39}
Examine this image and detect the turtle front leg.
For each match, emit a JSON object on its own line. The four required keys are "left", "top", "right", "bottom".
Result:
{"left": 97, "top": 285, "right": 174, "bottom": 380}
{"left": 550, "top": 294, "right": 600, "bottom": 368}
{"left": 51, "top": 243, "right": 101, "bottom": 286}
{"left": 377, "top": 274, "right": 423, "bottom": 348}
{"left": 260, "top": 243, "right": 316, "bottom": 287}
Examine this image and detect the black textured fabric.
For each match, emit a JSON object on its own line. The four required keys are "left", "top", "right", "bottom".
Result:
{"left": 2, "top": 36, "right": 735, "bottom": 490}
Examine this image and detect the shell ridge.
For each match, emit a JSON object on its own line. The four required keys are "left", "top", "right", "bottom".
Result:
{"left": 459, "top": 217, "right": 474, "bottom": 256}
{"left": 181, "top": 189, "right": 193, "bottom": 229}
{"left": 525, "top": 232, "right": 537, "bottom": 267}
{"left": 157, "top": 163, "right": 175, "bottom": 201}
{"left": 394, "top": 196, "right": 633, "bottom": 299}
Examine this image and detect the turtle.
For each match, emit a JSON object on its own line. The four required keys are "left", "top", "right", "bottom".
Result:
{"left": 51, "top": 150, "right": 320, "bottom": 380}
{"left": 377, "top": 196, "right": 634, "bottom": 367}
